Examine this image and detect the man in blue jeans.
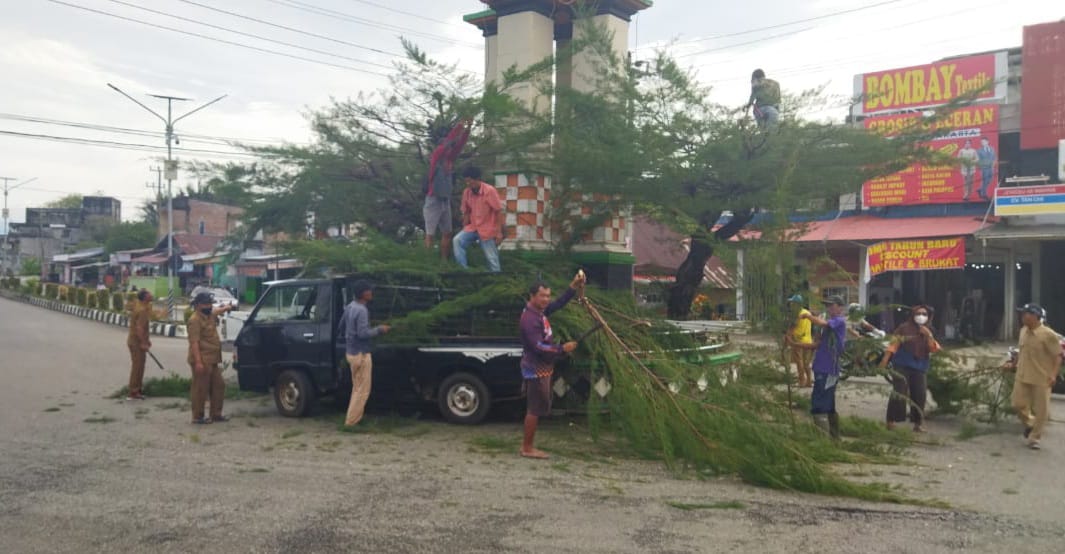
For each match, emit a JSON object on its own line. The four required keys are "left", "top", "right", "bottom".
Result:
{"left": 453, "top": 166, "right": 504, "bottom": 272}
{"left": 976, "top": 137, "right": 997, "bottom": 199}
{"left": 798, "top": 295, "right": 847, "bottom": 439}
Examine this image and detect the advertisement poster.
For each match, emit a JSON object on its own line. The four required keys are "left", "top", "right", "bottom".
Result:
{"left": 1021, "top": 21, "right": 1065, "bottom": 150}
{"left": 862, "top": 104, "right": 999, "bottom": 207}
{"left": 853, "top": 53, "right": 1007, "bottom": 116}
{"left": 866, "top": 237, "right": 966, "bottom": 280}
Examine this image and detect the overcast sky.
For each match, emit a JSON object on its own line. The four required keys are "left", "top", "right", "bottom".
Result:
{"left": 1, "top": 0, "right": 1061, "bottom": 228}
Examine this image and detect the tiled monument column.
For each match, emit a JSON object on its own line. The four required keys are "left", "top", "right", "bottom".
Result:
{"left": 465, "top": 1, "right": 651, "bottom": 288}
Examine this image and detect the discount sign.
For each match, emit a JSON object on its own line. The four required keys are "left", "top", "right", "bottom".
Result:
{"left": 866, "top": 237, "right": 966, "bottom": 278}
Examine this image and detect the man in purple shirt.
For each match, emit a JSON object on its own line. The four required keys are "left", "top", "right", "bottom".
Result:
{"left": 518, "top": 271, "right": 585, "bottom": 459}
{"left": 798, "top": 295, "right": 847, "bottom": 439}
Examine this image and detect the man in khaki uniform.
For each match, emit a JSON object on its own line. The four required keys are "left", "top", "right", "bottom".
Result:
{"left": 186, "top": 292, "right": 232, "bottom": 424}
{"left": 126, "top": 289, "right": 153, "bottom": 400}
{"left": 1008, "top": 303, "right": 1061, "bottom": 450}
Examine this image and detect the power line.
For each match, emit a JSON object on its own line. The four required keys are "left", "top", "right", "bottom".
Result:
{"left": 0, "top": 112, "right": 304, "bottom": 148}
{"left": 347, "top": 0, "right": 463, "bottom": 28}
{"left": 45, "top": 0, "right": 391, "bottom": 78}
{"left": 175, "top": 0, "right": 404, "bottom": 58}
{"left": 264, "top": 0, "right": 480, "bottom": 49}
{"left": 0, "top": 129, "right": 263, "bottom": 159}
{"left": 101, "top": 0, "right": 396, "bottom": 72}
{"left": 677, "top": 26, "right": 815, "bottom": 59}
{"left": 639, "top": 0, "right": 907, "bottom": 50}
{"left": 174, "top": 0, "right": 478, "bottom": 76}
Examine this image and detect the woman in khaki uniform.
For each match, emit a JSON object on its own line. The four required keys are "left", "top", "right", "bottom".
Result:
{"left": 186, "top": 292, "right": 232, "bottom": 424}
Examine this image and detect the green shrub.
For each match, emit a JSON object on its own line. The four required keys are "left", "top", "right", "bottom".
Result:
{"left": 21, "top": 278, "right": 39, "bottom": 295}
{"left": 112, "top": 293, "right": 124, "bottom": 313}
{"left": 45, "top": 283, "right": 59, "bottom": 299}
{"left": 75, "top": 288, "right": 88, "bottom": 306}
{"left": 96, "top": 289, "right": 110, "bottom": 308}
{"left": 87, "top": 294, "right": 98, "bottom": 309}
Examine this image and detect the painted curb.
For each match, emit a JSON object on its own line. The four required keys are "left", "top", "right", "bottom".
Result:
{"left": 0, "top": 290, "right": 186, "bottom": 338}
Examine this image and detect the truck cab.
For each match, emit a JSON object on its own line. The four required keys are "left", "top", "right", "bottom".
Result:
{"left": 234, "top": 274, "right": 741, "bottom": 424}
{"left": 234, "top": 276, "right": 525, "bottom": 424}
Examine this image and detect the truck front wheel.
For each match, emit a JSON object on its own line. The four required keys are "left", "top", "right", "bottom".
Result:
{"left": 437, "top": 372, "right": 491, "bottom": 424}
{"left": 274, "top": 370, "right": 316, "bottom": 417}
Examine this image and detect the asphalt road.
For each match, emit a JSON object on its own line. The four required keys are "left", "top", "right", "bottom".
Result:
{"left": 1, "top": 296, "right": 1063, "bottom": 553}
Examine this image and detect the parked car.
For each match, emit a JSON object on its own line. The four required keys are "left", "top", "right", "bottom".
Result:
{"left": 233, "top": 274, "right": 740, "bottom": 424}
{"left": 190, "top": 285, "right": 239, "bottom": 309}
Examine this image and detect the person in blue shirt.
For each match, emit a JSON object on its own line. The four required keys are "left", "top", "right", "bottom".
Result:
{"left": 796, "top": 295, "right": 847, "bottom": 438}
{"left": 976, "top": 137, "right": 997, "bottom": 199}
{"left": 338, "top": 280, "right": 391, "bottom": 427}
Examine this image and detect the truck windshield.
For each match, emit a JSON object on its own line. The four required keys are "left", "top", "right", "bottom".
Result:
{"left": 254, "top": 285, "right": 319, "bottom": 323}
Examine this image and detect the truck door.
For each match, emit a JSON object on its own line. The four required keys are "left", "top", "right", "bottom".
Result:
{"left": 235, "top": 283, "right": 331, "bottom": 391}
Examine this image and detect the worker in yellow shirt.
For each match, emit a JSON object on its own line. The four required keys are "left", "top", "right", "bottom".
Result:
{"left": 1006, "top": 304, "right": 1062, "bottom": 450}
{"left": 784, "top": 294, "right": 814, "bottom": 388}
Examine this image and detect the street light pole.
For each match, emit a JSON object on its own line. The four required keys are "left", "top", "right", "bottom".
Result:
{"left": 1, "top": 176, "right": 38, "bottom": 273}
{"left": 107, "top": 83, "right": 226, "bottom": 320}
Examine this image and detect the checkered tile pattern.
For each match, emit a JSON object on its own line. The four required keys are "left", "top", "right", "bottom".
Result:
{"left": 496, "top": 173, "right": 631, "bottom": 252}
{"left": 498, "top": 173, "right": 552, "bottom": 246}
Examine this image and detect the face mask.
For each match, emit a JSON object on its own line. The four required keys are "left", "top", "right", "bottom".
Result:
{"left": 914, "top": 315, "right": 928, "bottom": 325}
{"left": 200, "top": 307, "right": 213, "bottom": 316}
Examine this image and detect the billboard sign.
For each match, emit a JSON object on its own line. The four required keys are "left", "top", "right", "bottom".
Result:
{"left": 865, "top": 237, "right": 966, "bottom": 281}
{"left": 995, "top": 184, "right": 1065, "bottom": 216}
{"left": 862, "top": 104, "right": 1000, "bottom": 207}
{"left": 1021, "top": 21, "right": 1065, "bottom": 150}
{"left": 853, "top": 52, "right": 1008, "bottom": 117}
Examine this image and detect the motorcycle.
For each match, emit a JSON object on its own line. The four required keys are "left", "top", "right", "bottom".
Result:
{"left": 839, "top": 321, "right": 893, "bottom": 383}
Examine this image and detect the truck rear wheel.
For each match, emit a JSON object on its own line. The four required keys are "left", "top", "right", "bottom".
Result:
{"left": 274, "top": 370, "right": 316, "bottom": 417}
{"left": 437, "top": 372, "right": 491, "bottom": 424}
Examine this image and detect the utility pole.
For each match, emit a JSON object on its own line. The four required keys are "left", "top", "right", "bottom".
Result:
{"left": 1, "top": 176, "right": 38, "bottom": 273}
{"left": 108, "top": 83, "right": 226, "bottom": 320}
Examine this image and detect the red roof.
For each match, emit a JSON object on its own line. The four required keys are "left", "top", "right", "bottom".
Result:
{"left": 155, "top": 234, "right": 225, "bottom": 255}
{"left": 788, "top": 215, "right": 993, "bottom": 243}
{"left": 632, "top": 218, "right": 737, "bottom": 289}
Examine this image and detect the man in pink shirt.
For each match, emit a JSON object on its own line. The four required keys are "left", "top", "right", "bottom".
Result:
{"left": 453, "top": 166, "right": 504, "bottom": 272}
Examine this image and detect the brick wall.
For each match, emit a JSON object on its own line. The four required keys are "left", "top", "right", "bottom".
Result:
{"left": 157, "top": 198, "right": 243, "bottom": 238}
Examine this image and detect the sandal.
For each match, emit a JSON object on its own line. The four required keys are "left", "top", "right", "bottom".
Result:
{"left": 191, "top": 417, "right": 212, "bottom": 425}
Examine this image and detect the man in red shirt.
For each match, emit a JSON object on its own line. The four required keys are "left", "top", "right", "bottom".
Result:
{"left": 453, "top": 166, "right": 504, "bottom": 272}
{"left": 423, "top": 119, "right": 471, "bottom": 261}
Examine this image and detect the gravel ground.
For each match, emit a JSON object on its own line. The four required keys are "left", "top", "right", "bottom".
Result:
{"left": 2, "top": 296, "right": 1063, "bottom": 553}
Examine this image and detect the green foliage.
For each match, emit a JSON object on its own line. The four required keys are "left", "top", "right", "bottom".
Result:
{"left": 43, "top": 193, "right": 82, "bottom": 209}
{"left": 926, "top": 352, "right": 1012, "bottom": 422}
{"left": 103, "top": 222, "right": 157, "bottom": 254}
{"left": 111, "top": 292, "right": 124, "bottom": 313}
{"left": 44, "top": 283, "right": 58, "bottom": 299}
{"left": 20, "top": 278, "right": 39, "bottom": 295}
{"left": 75, "top": 287, "right": 88, "bottom": 306}
{"left": 111, "top": 373, "right": 260, "bottom": 400}
{"left": 87, "top": 293, "right": 97, "bottom": 309}
{"left": 20, "top": 257, "right": 41, "bottom": 276}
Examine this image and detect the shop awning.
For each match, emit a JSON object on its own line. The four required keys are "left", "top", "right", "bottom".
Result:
{"left": 131, "top": 254, "right": 168, "bottom": 265}
{"left": 974, "top": 223, "right": 1065, "bottom": 240}
{"left": 789, "top": 215, "right": 993, "bottom": 243}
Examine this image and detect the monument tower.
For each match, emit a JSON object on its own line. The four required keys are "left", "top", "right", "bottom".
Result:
{"left": 464, "top": 0, "right": 652, "bottom": 289}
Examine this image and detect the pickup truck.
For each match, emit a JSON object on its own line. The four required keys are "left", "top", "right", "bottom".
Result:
{"left": 233, "top": 275, "right": 739, "bottom": 424}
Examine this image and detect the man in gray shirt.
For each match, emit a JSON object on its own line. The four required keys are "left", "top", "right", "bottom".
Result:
{"left": 339, "top": 280, "right": 391, "bottom": 426}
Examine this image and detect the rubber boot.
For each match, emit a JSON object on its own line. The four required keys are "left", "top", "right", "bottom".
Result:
{"left": 812, "top": 414, "right": 830, "bottom": 435}
{"left": 828, "top": 413, "right": 841, "bottom": 440}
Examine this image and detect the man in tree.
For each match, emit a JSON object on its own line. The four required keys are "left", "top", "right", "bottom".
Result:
{"left": 1006, "top": 304, "right": 1060, "bottom": 450}
{"left": 453, "top": 166, "right": 504, "bottom": 273}
{"left": 518, "top": 271, "right": 585, "bottom": 459}
{"left": 744, "top": 69, "right": 781, "bottom": 129}
{"left": 797, "top": 295, "right": 847, "bottom": 438}
{"left": 423, "top": 119, "right": 471, "bottom": 260}
{"left": 125, "top": 289, "right": 153, "bottom": 401}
